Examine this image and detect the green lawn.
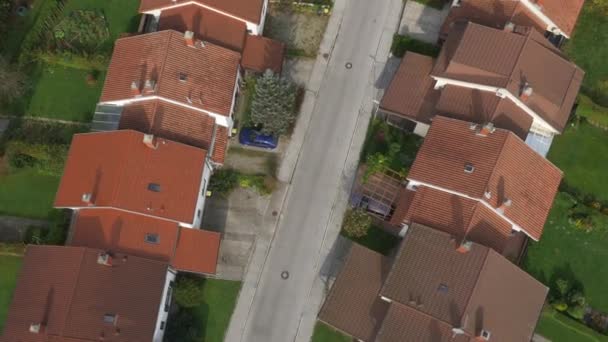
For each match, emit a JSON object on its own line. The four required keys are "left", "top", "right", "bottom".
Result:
{"left": 0, "top": 168, "right": 60, "bottom": 219}
{"left": 547, "top": 121, "right": 608, "bottom": 202}
{"left": 194, "top": 279, "right": 241, "bottom": 342}
{"left": 0, "top": 256, "right": 22, "bottom": 334}
{"left": 565, "top": 3, "right": 608, "bottom": 106}
{"left": 26, "top": 65, "right": 106, "bottom": 122}
{"left": 342, "top": 226, "right": 400, "bottom": 255}
{"left": 537, "top": 309, "right": 608, "bottom": 342}
{"left": 524, "top": 193, "right": 608, "bottom": 312}
{"left": 311, "top": 322, "right": 351, "bottom": 342}
{"left": 576, "top": 95, "right": 608, "bottom": 128}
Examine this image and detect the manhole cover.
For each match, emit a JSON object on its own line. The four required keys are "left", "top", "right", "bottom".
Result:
{"left": 345, "top": 62, "right": 352, "bottom": 69}
{"left": 281, "top": 271, "right": 289, "bottom": 280}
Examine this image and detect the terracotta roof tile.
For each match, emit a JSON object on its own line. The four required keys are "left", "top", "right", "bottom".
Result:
{"left": 71, "top": 209, "right": 221, "bottom": 274}
{"left": 54, "top": 130, "right": 207, "bottom": 224}
{"left": 139, "top": 0, "right": 265, "bottom": 24}
{"left": 539, "top": 0, "right": 585, "bottom": 36}
{"left": 318, "top": 244, "right": 391, "bottom": 341}
{"left": 158, "top": 4, "right": 247, "bottom": 51}
{"left": 433, "top": 22, "right": 583, "bottom": 132}
{"left": 100, "top": 30, "right": 240, "bottom": 116}
{"left": 211, "top": 126, "right": 229, "bottom": 164}
{"left": 407, "top": 116, "right": 562, "bottom": 240}
{"left": 1, "top": 245, "right": 168, "bottom": 342}
{"left": 241, "top": 35, "right": 285, "bottom": 74}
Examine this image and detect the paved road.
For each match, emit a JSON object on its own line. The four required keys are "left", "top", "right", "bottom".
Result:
{"left": 233, "top": 0, "right": 396, "bottom": 340}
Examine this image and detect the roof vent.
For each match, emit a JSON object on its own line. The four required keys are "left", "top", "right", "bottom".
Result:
{"left": 143, "top": 134, "right": 158, "bottom": 149}
{"left": 464, "top": 163, "right": 475, "bottom": 174}
{"left": 143, "top": 79, "right": 156, "bottom": 94}
{"left": 452, "top": 327, "right": 465, "bottom": 336}
{"left": 97, "top": 252, "right": 113, "bottom": 266}
{"left": 520, "top": 83, "right": 533, "bottom": 101}
{"left": 504, "top": 21, "right": 515, "bottom": 32}
{"left": 29, "top": 323, "right": 42, "bottom": 334}
{"left": 81, "top": 193, "right": 94, "bottom": 206}
{"left": 184, "top": 31, "right": 195, "bottom": 47}
{"left": 476, "top": 122, "right": 495, "bottom": 137}
{"left": 497, "top": 198, "right": 512, "bottom": 214}
{"left": 469, "top": 123, "right": 478, "bottom": 131}
{"left": 456, "top": 240, "right": 473, "bottom": 253}
{"left": 484, "top": 191, "right": 492, "bottom": 199}
{"left": 131, "top": 81, "right": 141, "bottom": 97}
{"left": 479, "top": 329, "right": 491, "bottom": 340}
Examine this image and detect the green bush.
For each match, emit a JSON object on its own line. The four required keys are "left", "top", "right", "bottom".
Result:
{"left": 208, "top": 169, "right": 239, "bottom": 195}
{"left": 22, "top": 209, "right": 69, "bottom": 245}
{"left": 342, "top": 208, "right": 372, "bottom": 238}
{"left": 164, "top": 308, "right": 203, "bottom": 342}
{"left": 174, "top": 277, "right": 205, "bottom": 309}
{"left": 0, "top": 0, "right": 12, "bottom": 44}
{"left": 391, "top": 34, "right": 440, "bottom": 58}
{"left": 6, "top": 141, "right": 69, "bottom": 176}
{"left": 2, "top": 119, "right": 88, "bottom": 146}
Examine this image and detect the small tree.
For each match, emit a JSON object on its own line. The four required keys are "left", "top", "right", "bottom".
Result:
{"left": 0, "top": 58, "right": 26, "bottom": 101}
{"left": 250, "top": 70, "right": 296, "bottom": 136}
{"left": 342, "top": 208, "right": 372, "bottom": 238}
{"left": 174, "top": 277, "right": 205, "bottom": 309}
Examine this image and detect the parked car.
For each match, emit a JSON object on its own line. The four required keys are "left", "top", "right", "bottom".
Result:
{"left": 239, "top": 128, "right": 278, "bottom": 149}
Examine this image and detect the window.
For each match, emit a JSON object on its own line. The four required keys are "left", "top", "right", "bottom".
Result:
{"left": 145, "top": 233, "right": 159, "bottom": 244}
{"left": 464, "top": 163, "right": 475, "bottom": 174}
{"left": 179, "top": 73, "right": 187, "bottom": 82}
{"left": 103, "top": 314, "right": 116, "bottom": 324}
{"left": 197, "top": 209, "right": 202, "bottom": 218}
{"left": 164, "top": 283, "right": 173, "bottom": 312}
{"left": 480, "top": 330, "right": 491, "bottom": 340}
{"left": 437, "top": 284, "right": 449, "bottom": 294}
{"left": 201, "top": 180, "right": 207, "bottom": 197}
{"left": 148, "top": 183, "right": 161, "bottom": 192}
{"left": 160, "top": 321, "right": 165, "bottom": 330}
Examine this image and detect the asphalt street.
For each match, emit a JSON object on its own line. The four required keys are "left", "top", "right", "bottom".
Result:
{"left": 231, "top": 0, "right": 396, "bottom": 340}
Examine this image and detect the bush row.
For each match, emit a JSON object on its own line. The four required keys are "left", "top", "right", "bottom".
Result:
{"left": 208, "top": 169, "right": 274, "bottom": 196}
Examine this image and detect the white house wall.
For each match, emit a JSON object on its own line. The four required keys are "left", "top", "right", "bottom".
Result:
{"left": 153, "top": 269, "right": 177, "bottom": 342}
{"left": 190, "top": 159, "right": 213, "bottom": 229}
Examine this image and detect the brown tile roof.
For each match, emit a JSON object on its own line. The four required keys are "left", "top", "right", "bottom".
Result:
{"left": 54, "top": 130, "right": 207, "bottom": 224}
{"left": 433, "top": 22, "right": 584, "bottom": 132}
{"left": 539, "top": 0, "right": 585, "bottom": 36}
{"left": 100, "top": 30, "right": 240, "bottom": 116}
{"left": 381, "top": 224, "right": 547, "bottom": 340}
{"left": 318, "top": 244, "right": 391, "bottom": 341}
{"left": 1, "top": 245, "right": 168, "bottom": 342}
{"left": 119, "top": 99, "right": 227, "bottom": 164}
{"left": 158, "top": 4, "right": 247, "bottom": 51}
{"left": 388, "top": 187, "right": 416, "bottom": 227}
{"left": 407, "top": 116, "right": 562, "bottom": 240}
{"left": 139, "top": 0, "right": 265, "bottom": 24}
{"left": 71, "top": 208, "right": 221, "bottom": 274}
{"left": 242, "top": 35, "right": 285, "bottom": 74}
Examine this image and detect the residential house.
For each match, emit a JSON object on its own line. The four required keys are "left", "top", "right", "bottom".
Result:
{"left": 139, "top": 2, "right": 285, "bottom": 74}
{"left": 379, "top": 22, "right": 584, "bottom": 156}
{"left": 92, "top": 29, "right": 241, "bottom": 137}
{"left": 399, "top": 116, "right": 562, "bottom": 245}
{"left": 139, "top": 0, "right": 269, "bottom": 35}
{"left": 318, "top": 223, "right": 548, "bottom": 341}
{"left": 54, "top": 130, "right": 212, "bottom": 228}
{"left": 1, "top": 245, "right": 176, "bottom": 342}
{"left": 440, "top": 0, "right": 585, "bottom": 45}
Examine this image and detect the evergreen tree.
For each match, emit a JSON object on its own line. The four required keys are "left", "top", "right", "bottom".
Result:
{"left": 251, "top": 70, "right": 296, "bottom": 136}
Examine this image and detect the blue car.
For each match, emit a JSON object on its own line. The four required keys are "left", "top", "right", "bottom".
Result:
{"left": 239, "top": 128, "right": 278, "bottom": 149}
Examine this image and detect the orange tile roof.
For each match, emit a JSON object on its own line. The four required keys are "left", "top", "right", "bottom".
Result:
{"left": 100, "top": 30, "right": 240, "bottom": 116}
{"left": 140, "top": 0, "right": 265, "bottom": 24}
{"left": 54, "top": 130, "right": 207, "bottom": 224}
{"left": 242, "top": 35, "right": 285, "bottom": 74}
{"left": 71, "top": 208, "right": 221, "bottom": 274}
{"left": 158, "top": 4, "right": 247, "bottom": 51}
{"left": 119, "top": 99, "right": 227, "bottom": 164}
{"left": 407, "top": 116, "right": 562, "bottom": 240}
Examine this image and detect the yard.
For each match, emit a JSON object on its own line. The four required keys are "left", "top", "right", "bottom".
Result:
{"left": 547, "top": 121, "right": 608, "bottom": 203}
{"left": 0, "top": 168, "right": 61, "bottom": 219}
{"left": 342, "top": 226, "right": 400, "bottom": 256}
{"left": 0, "top": 255, "right": 22, "bottom": 334}
{"left": 311, "top": 322, "right": 351, "bottom": 342}
{"left": 537, "top": 309, "right": 608, "bottom": 342}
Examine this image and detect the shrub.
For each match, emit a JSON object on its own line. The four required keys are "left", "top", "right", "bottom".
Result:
{"left": 342, "top": 208, "right": 372, "bottom": 238}
{"left": 391, "top": 34, "right": 440, "bottom": 58}
{"left": 6, "top": 141, "right": 69, "bottom": 176}
{"left": 2, "top": 119, "right": 88, "bottom": 146}
{"left": 250, "top": 70, "right": 297, "bottom": 136}
{"left": 0, "top": 0, "right": 11, "bottom": 43}
{"left": 164, "top": 308, "right": 203, "bottom": 342}
{"left": 208, "top": 169, "right": 239, "bottom": 195}
{"left": 174, "top": 277, "right": 205, "bottom": 309}
{"left": 52, "top": 10, "right": 110, "bottom": 55}
{"left": 0, "top": 57, "right": 27, "bottom": 101}
{"left": 45, "top": 209, "right": 70, "bottom": 245}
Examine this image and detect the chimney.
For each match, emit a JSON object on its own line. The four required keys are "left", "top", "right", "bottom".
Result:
{"left": 503, "top": 21, "right": 515, "bottom": 32}
{"left": 184, "top": 31, "right": 195, "bottom": 47}
{"left": 520, "top": 83, "right": 533, "bottom": 101}
{"left": 143, "top": 134, "right": 158, "bottom": 149}
{"left": 143, "top": 79, "right": 156, "bottom": 94}
{"left": 497, "top": 198, "right": 512, "bottom": 214}
{"left": 81, "top": 193, "right": 94, "bottom": 206}
{"left": 484, "top": 191, "right": 492, "bottom": 199}
{"left": 476, "top": 122, "right": 495, "bottom": 136}
{"left": 97, "top": 252, "right": 112, "bottom": 266}
{"left": 456, "top": 240, "right": 473, "bottom": 253}
{"left": 29, "top": 323, "right": 43, "bottom": 334}
{"left": 131, "top": 81, "right": 141, "bottom": 97}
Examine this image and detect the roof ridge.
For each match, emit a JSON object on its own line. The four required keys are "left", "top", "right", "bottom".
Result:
{"left": 462, "top": 202, "right": 483, "bottom": 240}
{"left": 481, "top": 131, "right": 510, "bottom": 206}
{"left": 459, "top": 246, "right": 491, "bottom": 334}
{"left": 506, "top": 27, "right": 532, "bottom": 90}
{"left": 59, "top": 247, "right": 88, "bottom": 338}
{"left": 154, "top": 31, "right": 175, "bottom": 97}
{"left": 169, "top": 226, "right": 183, "bottom": 267}
{"left": 112, "top": 131, "right": 138, "bottom": 209}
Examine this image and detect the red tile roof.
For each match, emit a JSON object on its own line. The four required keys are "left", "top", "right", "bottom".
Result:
{"left": 539, "top": 0, "right": 585, "bottom": 36}
{"left": 1, "top": 245, "right": 168, "bottom": 342}
{"left": 119, "top": 99, "right": 227, "bottom": 164}
{"left": 211, "top": 125, "right": 229, "bottom": 164}
{"left": 100, "top": 30, "right": 240, "bottom": 116}
{"left": 71, "top": 209, "right": 221, "bottom": 274}
{"left": 242, "top": 35, "right": 285, "bottom": 74}
{"left": 139, "top": 0, "right": 265, "bottom": 24}
{"left": 407, "top": 116, "right": 562, "bottom": 240}
{"left": 433, "top": 22, "right": 584, "bottom": 132}
{"left": 158, "top": 4, "right": 247, "bottom": 51}
{"left": 54, "top": 130, "right": 207, "bottom": 224}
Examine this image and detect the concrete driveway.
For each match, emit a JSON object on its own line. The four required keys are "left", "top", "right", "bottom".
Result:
{"left": 398, "top": 1, "right": 449, "bottom": 43}
{"left": 225, "top": 0, "right": 403, "bottom": 340}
